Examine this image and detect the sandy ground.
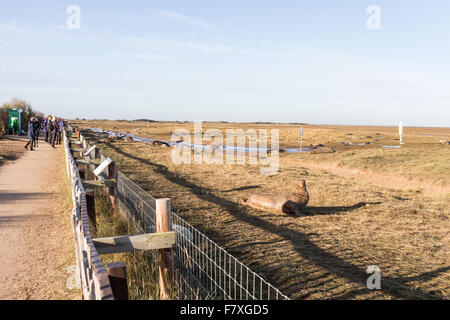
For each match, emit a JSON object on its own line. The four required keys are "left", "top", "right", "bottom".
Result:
{"left": 0, "top": 136, "right": 79, "bottom": 300}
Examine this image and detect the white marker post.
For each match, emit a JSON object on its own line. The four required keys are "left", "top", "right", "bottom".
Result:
{"left": 84, "top": 145, "right": 97, "bottom": 157}
{"left": 93, "top": 157, "right": 113, "bottom": 177}
{"left": 300, "top": 127, "right": 303, "bottom": 150}
{"left": 399, "top": 121, "right": 404, "bottom": 145}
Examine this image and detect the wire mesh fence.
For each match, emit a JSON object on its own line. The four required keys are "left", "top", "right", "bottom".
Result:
{"left": 115, "top": 172, "right": 289, "bottom": 300}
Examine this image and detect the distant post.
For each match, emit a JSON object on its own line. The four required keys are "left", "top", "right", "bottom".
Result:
{"left": 156, "top": 198, "right": 175, "bottom": 300}
{"left": 300, "top": 127, "right": 303, "bottom": 150}
{"left": 108, "top": 161, "right": 118, "bottom": 211}
{"left": 399, "top": 121, "right": 404, "bottom": 145}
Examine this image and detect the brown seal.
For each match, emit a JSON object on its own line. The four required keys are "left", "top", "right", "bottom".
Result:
{"left": 99, "top": 138, "right": 112, "bottom": 144}
{"left": 152, "top": 140, "right": 170, "bottom": 147}
{"left": 267, "top": 148, "right": 287, "bottom": 154}
{"left": 242, "top": 180, "right": 309, "bottom": 215}
{"left": 310, "top": 147, "right": 336, "bottom": 154}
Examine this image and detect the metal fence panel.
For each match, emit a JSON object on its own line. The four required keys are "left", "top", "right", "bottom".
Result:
{"left": 115, "top": 172, "right": 289, "bottom": 300}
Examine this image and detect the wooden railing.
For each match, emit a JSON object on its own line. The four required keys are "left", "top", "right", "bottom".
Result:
{"left": 63, "top": 129, "right": 114, "bottom": 300}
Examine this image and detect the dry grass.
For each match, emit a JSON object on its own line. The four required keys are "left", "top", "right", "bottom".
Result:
{"left": 76, "top": 120, "right": 450, "bottom": 187}
{"left": 77, "top": 121, "right": 449, "bottom": 300}
{"left": 0, "top": 135, "right": 27, "bottom": 167}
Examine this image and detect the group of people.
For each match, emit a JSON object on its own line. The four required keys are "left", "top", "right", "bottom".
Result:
{"left": 24, "top": 116, "right": 65, "bottom": 151}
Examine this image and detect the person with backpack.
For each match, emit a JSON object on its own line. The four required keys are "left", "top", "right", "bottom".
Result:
{"left": 24, "top": 117, "right": 36, "bottom": 151}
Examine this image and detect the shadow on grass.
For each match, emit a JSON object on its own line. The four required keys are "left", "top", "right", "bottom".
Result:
{"left": 0, "top": 153, "right": 18, "bottom": 162}
{"left": 304, "top": 202, "right": 382, "bottom": 216}
{"left": 222, "top": 185, "right": 261, "bottom": 192}
{"left": 96, "top": 138, "right": 446, "bottom": 300}
{"left": 243, "top": 202, "right": 379, "bottom": 218}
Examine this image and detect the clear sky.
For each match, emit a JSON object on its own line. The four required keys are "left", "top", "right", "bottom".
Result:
{"left": 0, "top": 1, "right": 449, "bottom": 126}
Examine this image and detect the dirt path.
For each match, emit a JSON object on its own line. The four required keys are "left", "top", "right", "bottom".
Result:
{"left": 0, "top": 136, "right": 78, "bottom": 300}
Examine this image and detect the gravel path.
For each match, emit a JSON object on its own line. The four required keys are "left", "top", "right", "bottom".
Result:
{"left": 0, "top": 136, "right": 78, "bottom": 300}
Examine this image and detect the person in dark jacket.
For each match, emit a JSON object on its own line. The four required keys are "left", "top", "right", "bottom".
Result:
{"left": 24, "top": 118, "right": 37, "bottom": 150}
{"left": 43, "top": 117, "right": 49, "bottom": 142}
{"left": 33, "top": 119, "right": 41, "bottom": 148}
{"left": 56, "top": 118, "right": 64, "bottom": 144}
{"left": 50, "top": 116, "right": 58, "bottom": 148}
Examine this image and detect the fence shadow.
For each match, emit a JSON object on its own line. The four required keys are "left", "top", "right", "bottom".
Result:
{"left": 100, "top": 140, "right": 446, "bottom": 300}
{"left": 0, "top": 192, "right": 50, "bottom": 203}
{"left": 0, "top": 215, "right": 34, "bottom": 228}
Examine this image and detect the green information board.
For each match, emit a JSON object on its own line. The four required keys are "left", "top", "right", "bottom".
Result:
{"left": 8, "top": 108, "right": 23, "bottom": 135}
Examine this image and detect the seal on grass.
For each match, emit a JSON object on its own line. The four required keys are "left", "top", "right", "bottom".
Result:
{"left": 152, "top": 140, "right": 170, "bottom": 147}
{"left": 310, "top": 146, "right": 336, "bottom": 154}
{"left": 242, "top": 180, "right": 309, "bottom": 215}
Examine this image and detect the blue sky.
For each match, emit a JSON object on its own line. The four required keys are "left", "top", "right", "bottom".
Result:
{"left": 0, "top": 1, "right": 449, "bottom": 126}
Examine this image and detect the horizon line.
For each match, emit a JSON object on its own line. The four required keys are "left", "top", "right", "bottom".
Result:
{"left": 68, "top": 118, "right": 450, "bottom": 129}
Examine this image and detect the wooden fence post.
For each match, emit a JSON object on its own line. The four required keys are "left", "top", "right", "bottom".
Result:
{"left": 156, "top": 198, "right": 175, "bottom": 300}
{"left": 94, "top": 146, "right": 100, "bottom": 161}
{"left": 78, "top": 135, "right": 84, "bottom": 158}
{"left": 85, "top": 190, "right": 97, "bottom": 229}
{"left": 79, "top": 168, "right": 85, "bottom": 180}
{"left": 107, "top": 262, "right": 129, "bottom": 300}
{"left": 108, "top": 161, "right": 118, "bottom": 211}
{"left": 89, "top": 147, "right": 100, "bottom": 179}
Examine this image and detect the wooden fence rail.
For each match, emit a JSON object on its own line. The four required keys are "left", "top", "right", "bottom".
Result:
{"left": 63, "top": 129, "right": 113, "bottom": 300}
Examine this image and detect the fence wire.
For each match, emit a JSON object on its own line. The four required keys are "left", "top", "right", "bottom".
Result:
{"left": 115, "top": 172, "right": 289, "bottom": 300}
{"left": 82, "top": 134, "right": 288, "bottom": 300}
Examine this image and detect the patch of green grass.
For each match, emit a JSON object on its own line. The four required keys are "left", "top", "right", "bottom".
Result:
{"left": 90, "top": 188, "right": 161, "bottom": 300}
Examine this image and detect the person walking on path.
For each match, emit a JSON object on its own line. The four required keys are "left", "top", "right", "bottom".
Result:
{"left": 24, "top": 117, "right": 36, "bottom": 151}
{"left": 33, "top": 118, "right": 41, "bottom": 148}
{"left": 56, "top": 118, "right": 64, "bottom": 145}
{"left": 50, "top": 116, "right": 58, "bottom": 148}
{"left": 43, "top": 117, "right": 49, "bottom": 142}
{"left": 46, "top": 115, "right": 53, "bottom": 145}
